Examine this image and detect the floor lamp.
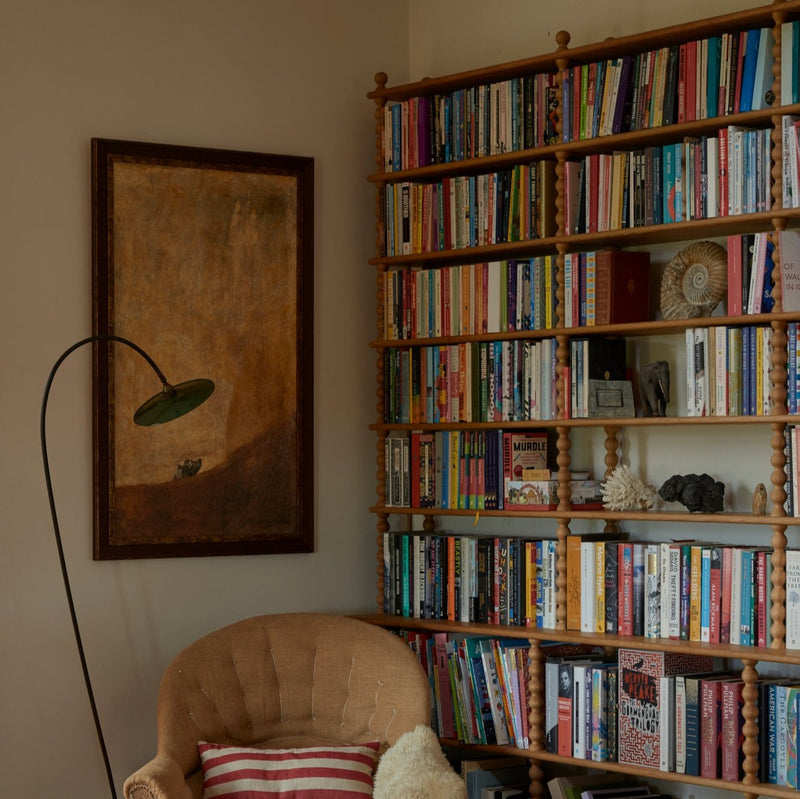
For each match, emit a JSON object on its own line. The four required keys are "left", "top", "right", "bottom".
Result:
{"left": 40, "top": 334, "right": 214, "bottom": 799}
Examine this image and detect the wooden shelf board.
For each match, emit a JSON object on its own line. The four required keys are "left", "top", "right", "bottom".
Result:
{"left": 356, "top": 614, "right": 800, "bottom": 664}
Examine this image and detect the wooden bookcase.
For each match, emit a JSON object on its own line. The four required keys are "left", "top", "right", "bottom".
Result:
{"left": 365, "top": 2, "right": 800, "bottom": 797}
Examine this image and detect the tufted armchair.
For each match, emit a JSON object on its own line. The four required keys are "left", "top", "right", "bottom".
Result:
{"left": 123, "top": 613, "right": 455, "bottom": 799}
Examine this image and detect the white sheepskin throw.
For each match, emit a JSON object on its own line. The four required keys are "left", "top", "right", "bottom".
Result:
{"left": 373, "top": 724, "right": 467, "bottom": 799}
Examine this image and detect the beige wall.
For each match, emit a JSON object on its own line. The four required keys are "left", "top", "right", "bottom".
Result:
{"left": 1, "top": 1, "right": 407, "bottom": 795}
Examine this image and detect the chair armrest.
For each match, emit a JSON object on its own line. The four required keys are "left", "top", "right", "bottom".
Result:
{"left": 123, "top": 755, "right": 194, "bottom": 799}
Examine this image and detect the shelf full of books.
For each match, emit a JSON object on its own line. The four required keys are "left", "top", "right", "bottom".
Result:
{"left": 382, "top": 528, "right": 798, "bottom": 652}
{"left": 397, "top": 629, "right": 800, "bottom": 792}
{"left": 369, "top": 3, "right": 800, "bottom": 798}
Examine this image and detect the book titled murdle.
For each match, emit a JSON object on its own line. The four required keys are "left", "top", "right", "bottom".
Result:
{"left": 594, "top": 250, "right": 651, "bottom": 325}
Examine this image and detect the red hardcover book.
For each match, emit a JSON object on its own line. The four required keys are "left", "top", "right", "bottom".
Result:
{"left": 618, "top": 649, "right": 714, "bottom": 769}
{"left": 593, "top": 250, "right": 651, "bottom": 325}
{"left": 433, "top": 633, "right": 456, "bottom": 739}
{"left": 720, "top": 546, "right": 733, "bottom": 644}
{"left": 709, "top": 546, "right": 722, "bottom": 644}
{"left": 721, "top": 680, "right": 745, "bottom": 781}
{"left": 727, "top": 233, "right": 742, "bottom": 314}
{"left": 756, "top": 548, "right": 769, "bottom": 647}
{"left": 446, "top": 535, "right": 456, "bottom": 621}
{"left": 501, "top": 430, "right": 548, "bottom": 504}
{"left": 556, "top": 661, "right": 574, "bottom": 756}
{"left": 700, "top": 677, "right": 727, "bottom": 778}
{"left": 677, "top": 42, "right": 688, "bottom": 124}
{"left": 685, "top": 39, "right": 697, "bottom": 123}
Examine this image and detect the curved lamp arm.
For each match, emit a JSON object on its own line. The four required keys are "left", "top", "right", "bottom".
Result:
{"left": 40, "top": 335, "right": 214, "bottom": 799}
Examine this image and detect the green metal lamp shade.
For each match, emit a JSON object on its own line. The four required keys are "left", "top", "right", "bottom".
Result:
{"left": 133, "top": 378, "right": 215, "bottom": 426}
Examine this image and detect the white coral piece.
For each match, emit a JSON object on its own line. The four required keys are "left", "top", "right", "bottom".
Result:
{"left": 602, "top": 465, "right": 658, "bottom": 511}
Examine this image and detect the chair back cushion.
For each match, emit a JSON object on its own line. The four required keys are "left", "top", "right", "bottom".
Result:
{"left": 153, "top": 613, "right": 431, "bottom": 795}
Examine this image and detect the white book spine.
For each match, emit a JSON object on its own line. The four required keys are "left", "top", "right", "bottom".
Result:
{"left": 685, "top": 328, "right": 696, "bottom": 416}
{"left": 675, "top": 675, "right": 687, "bottom": 773}
{"left": 573, "top": 664, "right": 588, "bottom": 759}
{"left": 669, "top": 544, "right": 682, "bottom": 639}
{"left": 580, "top": 541, "right": 596, "bottom": 632}
{"left": 660, "top": 675, "right": 675, "bottom": 771}
{"left": 660, "top": 542, "right": 672, "bottom": 639}
{"left": 644, "top": 543, "right": 660, "bottom": 638}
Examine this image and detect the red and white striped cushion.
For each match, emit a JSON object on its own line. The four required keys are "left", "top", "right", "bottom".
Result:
{"left": 198, "top": 740, "right": 381, "bottom": 798}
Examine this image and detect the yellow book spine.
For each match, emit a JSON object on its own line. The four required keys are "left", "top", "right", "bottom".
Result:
{"left": 689, "top": 545, "right": 702, "bottom": 641}
{"left": 595, "top": 540, "right": 606, "bottom": 633}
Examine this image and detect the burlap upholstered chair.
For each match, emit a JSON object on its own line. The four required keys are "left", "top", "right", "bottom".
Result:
{"left": 124, "top": 613, "right": 457, "bottom": 799}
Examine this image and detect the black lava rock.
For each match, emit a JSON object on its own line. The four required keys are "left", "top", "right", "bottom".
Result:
{"left": 658, "top": 473, "right": 724, "bottom": 513}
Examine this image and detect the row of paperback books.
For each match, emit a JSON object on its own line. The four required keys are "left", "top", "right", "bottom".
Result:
{"left": 381, "top": 74, "right": 560, "bottom": 172}
{"left": 563, "top": 647, "right": 800, "bottom": 787}
{"left": 384, "top": 430, "right": 602, "bottom": 512}
{"left": 381, "top": 21, "right": 786, "bottom": 173}
{"left": 383, "top": 340, "right": 558, "bottom": 425}
{"left": 561, "top": 26, "right": 775, "bottom": 144}
{"left": 402, "top": 630, "right": 533, "bottom": 749}
{"left": 563, "top": 125, "right": 771, "bottom": 235}
{"left": 726, "top": 230, "right": 781, "bottom": 316}
{"left": 386, "top": 120, "right": 793, "bottom": 252}
{"left": 383, "top": 430, "right": 559, "bottom": 510}
{"left": 684, "top": 325, "right": 775, "bottom": 418}
{"left": 383, "top": 258, "right": 559, "bottom": 341}
{"left": 382, "top": 532, "right": 559, "bottom": 628}
{"left": 383, "top": 248, "right": 650, "bottom": 343}
{"left": 383, "top": 163, "right": 556, "bottom": 257}
{"left": 565, "top": 534, "right": 775, "bottom": 648}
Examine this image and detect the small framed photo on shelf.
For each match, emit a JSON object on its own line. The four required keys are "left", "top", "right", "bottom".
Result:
{"left": 587, "top": 379, "right": 635, "bottom": 418}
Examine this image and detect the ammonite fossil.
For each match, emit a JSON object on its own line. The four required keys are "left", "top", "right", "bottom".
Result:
{"left": 659, "top": 240, "right": 728, "bottom": 320}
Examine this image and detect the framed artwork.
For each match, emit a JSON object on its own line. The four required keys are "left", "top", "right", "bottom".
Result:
{"left": 91, "top": 138, "right": 314, "bottom": 559}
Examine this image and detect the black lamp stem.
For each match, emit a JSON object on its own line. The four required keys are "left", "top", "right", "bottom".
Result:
{"left": 40, "top": 335, "right": 171, "bottom": 799}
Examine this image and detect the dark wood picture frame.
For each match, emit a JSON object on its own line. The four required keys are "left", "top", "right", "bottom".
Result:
{"left": 91, "top": 138, "right": 314, "bottom": 559}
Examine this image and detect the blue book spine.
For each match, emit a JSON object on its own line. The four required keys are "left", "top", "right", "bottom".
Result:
{"left": 652, "top": 146, "right": 664, "bottom": 224}
{"left": 685, "top": 677, "right": 701, "bottom": 776}
{"left": 769, "top": 682, "right": 779, "bottom": 783}
{"left": 743, "top": 326, "right": 752, "bottom": 416}
{"left": 535, "top": 540, "right": 544, "bottom": 627}
{"left": 740, "top": 549, "right": 754, "bottom": 646}
{"left": 701, "top": 547, "right": 712, "bottom": 641}
{"left": 707, "top": 35, "right": 721, "bottom": 118}
{"left": 401, "top": 534, "right": 410, "bottom": 616}
{"left": 663, "top": 143, "right": 676, "bottom": 223}
{"left": 673, "top": 141, "right": 684, "bottom": 221}
{"left": 391, "top": 102, "right": 402, "bottom": 171}
{"left": 680, "top": 544, "right": 692, "bottom": 638}
{"left": 739, "top": 29, "right": 760, "bottom": 112}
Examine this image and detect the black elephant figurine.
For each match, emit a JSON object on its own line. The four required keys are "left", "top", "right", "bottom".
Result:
{"left": 639, "top": 360, "right": 670, "bottom": 417}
